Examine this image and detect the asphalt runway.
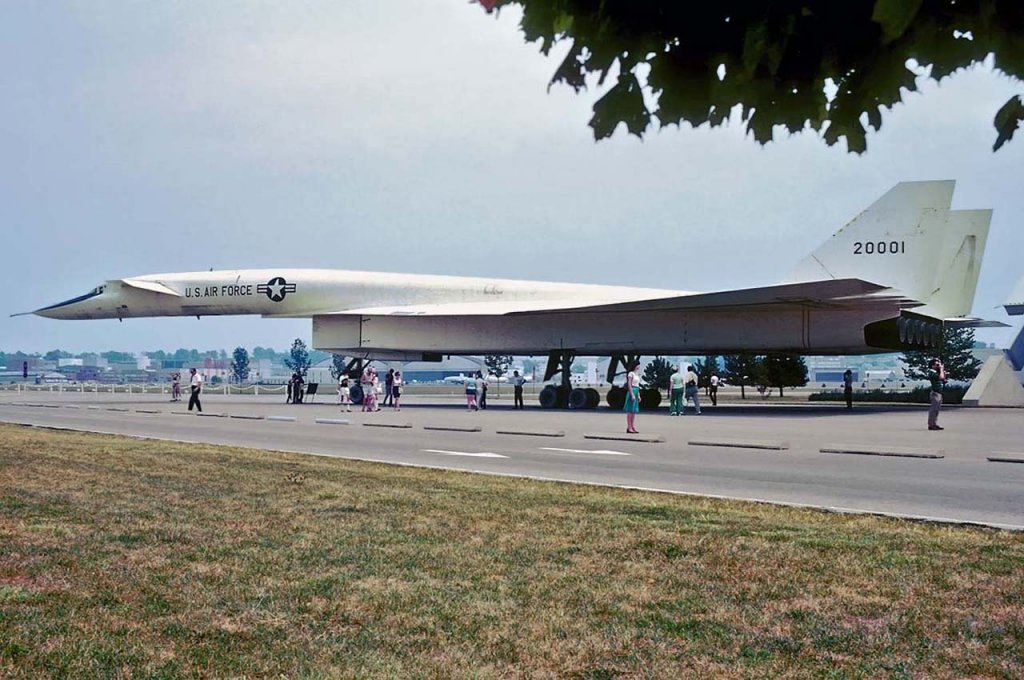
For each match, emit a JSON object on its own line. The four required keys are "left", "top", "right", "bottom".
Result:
{"left": 2, "top": 391, "right": 1022, "bottom": 530}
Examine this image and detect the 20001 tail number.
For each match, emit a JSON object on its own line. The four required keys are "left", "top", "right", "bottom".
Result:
{"left": 854, "top": 240, "right": 905, "bottom": 255}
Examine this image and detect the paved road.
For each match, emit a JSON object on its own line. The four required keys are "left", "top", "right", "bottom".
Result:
{"left": 2, "top": 392, "right": 1022, "bottom": 529}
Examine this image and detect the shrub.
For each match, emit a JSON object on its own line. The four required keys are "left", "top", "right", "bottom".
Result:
{"left": 808, "top": 386, "right": 968, "bottom": 404}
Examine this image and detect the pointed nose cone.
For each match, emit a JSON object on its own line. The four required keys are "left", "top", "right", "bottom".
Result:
{"left": 28, "top": 287, "right": 108, "bottom": 320}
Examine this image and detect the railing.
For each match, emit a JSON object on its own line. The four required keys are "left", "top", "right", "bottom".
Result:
{"left": 0, "top": 382, "right": 290, "bottom": 395}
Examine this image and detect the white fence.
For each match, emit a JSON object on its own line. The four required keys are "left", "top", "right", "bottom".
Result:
{"left": 0, "top": 383, "right": 288, "bottom": 396}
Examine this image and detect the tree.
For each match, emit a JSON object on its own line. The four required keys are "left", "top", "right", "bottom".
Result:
{"left": 693, "top": 354, "right": 722, "bottom": 391}
{"left": 484, "top": 355, "right": 514, "bottom": 379}
{"left": 642, "top": 356, "right": 674, "bottom": 390}
{"left": 252, "top": 346, "right": 278, "bottom": 361}
{"left": 43, "top": 350, "right": 71, "bottom": 361}
{"left": 761, "top": 353, "right": 808, "bottom": 397}
{"left": 329, "top": 354, "right": 349, "bottom": 380}
{"left": 101, "top": 351, "right": 135, "bottom": 364}
{"left": 231, "top": 347, "right": 250, "bottom": 383}
{"left": 722, "top": 354, "right": 763, "bottom": 399}
{"left": 483, "top": 1, "right": 1024, "bottom": 152}
{"left": 902, "top": 326, "right": 983, "bottom": 382}
{"left": 284, "top": 338, "right": 311, "bottom": 377}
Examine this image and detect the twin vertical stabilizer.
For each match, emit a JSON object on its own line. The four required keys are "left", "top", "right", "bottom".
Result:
{"left": 783, "top": 180, "right": 990, "bottom": 320}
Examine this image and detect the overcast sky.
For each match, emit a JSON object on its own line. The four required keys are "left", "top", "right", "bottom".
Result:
{"left": 2, "top": 1, "right": 1021, "bottom": 355}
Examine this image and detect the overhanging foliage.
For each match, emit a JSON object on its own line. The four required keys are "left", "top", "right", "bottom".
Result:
{"left": 483, "top": 0, "right": 1024, "bottom": 152}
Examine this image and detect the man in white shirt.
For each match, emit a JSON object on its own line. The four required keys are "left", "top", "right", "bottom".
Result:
{"left": 187, "top": 367, "right": 203, "bottom": 413}
{"left": 709, "top": 373, "right": 719, "bottom": 406}
{"left": 512, "top": 370, "right": 526, "bottom": 410}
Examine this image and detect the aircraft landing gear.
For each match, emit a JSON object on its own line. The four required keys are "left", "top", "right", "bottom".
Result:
{"left": 606, "top": 384, "right": 627, "bottom": 410}
{"left": 538, "top": 350, "right": 581, "bottom": 409}
{"left": 568, "top": 387, "right": 601, "bottom": 409}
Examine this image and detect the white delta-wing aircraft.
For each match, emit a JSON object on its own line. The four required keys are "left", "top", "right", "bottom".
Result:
{"left": 23, "top": 180, "right": 998, "bottom": 408}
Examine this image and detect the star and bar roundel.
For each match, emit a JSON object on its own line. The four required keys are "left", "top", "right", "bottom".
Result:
{"left": 257, "top": 276, "right": 297, "bottom": 302}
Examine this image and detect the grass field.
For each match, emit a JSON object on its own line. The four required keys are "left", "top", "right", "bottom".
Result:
{"left": 1, "top": 423, "right": 1022, "bottom": 678}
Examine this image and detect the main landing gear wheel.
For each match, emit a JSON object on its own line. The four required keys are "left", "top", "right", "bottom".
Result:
{"left": 349, "top": 384, "right": 364, "bottom": 405}
{"left": 639, "top": 388, "right": 662, "bottom": 410}
{"left": 568, "top": 387, "right": 601, "bottom": 409}
{"left": 606, "top": 385, "right": 626, "bottom": 410}
{"left": 539, "top": 384, "right": 569, "bottom": 408}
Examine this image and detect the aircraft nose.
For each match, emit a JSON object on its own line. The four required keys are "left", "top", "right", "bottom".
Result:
{"left": 30, "top": 286, "right": 108, "bottom": 319}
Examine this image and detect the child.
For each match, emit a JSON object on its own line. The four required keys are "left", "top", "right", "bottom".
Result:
{"left": 339, "top": 378, "right": 351, "bottom": 412}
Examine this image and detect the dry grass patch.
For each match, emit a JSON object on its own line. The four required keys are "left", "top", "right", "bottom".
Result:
{"left": 1, "top": 423, "right": 1022, "bottom": 678}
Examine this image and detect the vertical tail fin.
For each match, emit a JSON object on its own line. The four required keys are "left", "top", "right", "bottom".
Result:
{"left": 783, "top": 180, "right": 991, "bottom": 319}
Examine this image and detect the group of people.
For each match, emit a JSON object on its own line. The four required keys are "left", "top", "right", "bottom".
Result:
{"left": 351, "top": 366, "right": 403, "bottom": 412}
{"left": 170, "top": 356, "right": 950, "bottom": 431}
{"left": 286, "top": 372, "right": 305, "bottom": 404}
{"left": 845, "top": 360, "right": 947, "bottom": 429}
{"left": 465, "top": 371, "right": 488, "bottom": 411}
{"left": 465, "top": 370, "right": 527, "bottom": 411}
{"left": 168, "top": 369, "right": 202, "bottom": 411}
{"left": 623, "top": 362, "right": 708, "bottom": 432}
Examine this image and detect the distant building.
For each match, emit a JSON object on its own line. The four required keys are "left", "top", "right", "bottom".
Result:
{"left": 814, "top": 370, "right": 858, "bottom": 383}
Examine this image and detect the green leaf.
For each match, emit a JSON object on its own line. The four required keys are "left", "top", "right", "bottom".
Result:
{"left": 871, "top": 0, "right": 923, "bottom": 44}
{"left": 993, "top": 94, "right": 1024, "bottom": 151}
{"left": 589, "top": 72, "right": 650, "bottom": 139}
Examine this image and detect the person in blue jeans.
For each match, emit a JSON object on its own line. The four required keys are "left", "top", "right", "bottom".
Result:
{"left": 683, "top": 365, "right": 701, "bottom": 414}
{"left": 668, "top": 365, "right": 685, "bottom": 415}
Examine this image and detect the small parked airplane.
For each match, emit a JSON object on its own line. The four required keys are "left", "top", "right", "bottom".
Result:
{"left": 20, "top": 180, "right": 998, "bottom": 407}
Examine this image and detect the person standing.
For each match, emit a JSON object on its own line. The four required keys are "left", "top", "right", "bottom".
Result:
{"left": 624, "top": 360, "right": 641, "bottom": 433}
{"left": 170, "top": 371, "right": 181, "bottom": 402}
{"left": 512, "top": 370, "right": 526, "bottom": 409}
{"left": 668, "top": 365, "right": 685, "bottom": 415}
{"left": 187, "top": 368, "right": 203, "bottom": 413}
{"left": 392, "top": 371, "right": 403, "bottom": 411}
{"left": 370, "top": 370, "right": 381, "bottom": 411}
{"left": 382, "top": 368, "right": 395, "bottom": 407}
{"left": 465, "top": 375, "right": 478, "bottom": 411}
{"left": 709, "top": 373, "right": 719, "bottom": 406}
{"left": 927, "top": 358, "right": 947, "bottom": 430}
{"left": 476, "top": 372, "right": 488, "bottom": 409}
{"left": 292, "top": 372, "right": 305, "bottom": 404}
{"left": 683, "top": 365, "right": 701, "bottom": 414}
{"left": 843, "top": 369, "right": 854, "bottom": 409}
{"left": 339, "top": 377, "right": 352, "bottom": 412}
{"left": 361, "top": 366, "right": 375, "bottom": 412}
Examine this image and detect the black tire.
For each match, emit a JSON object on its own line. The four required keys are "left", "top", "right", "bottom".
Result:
{"left": 640, "top": 387, "right": 662, "bottom": 410}
{"left": 568, "top": 388, "right": 589, "bottom": 409}
{"left": 349, "top": 384, "right": 364, "bottom": 405}
{"left": 606, "top": 385, "right": 626, "bottom": 410}
{"left": 584, "top": 387, "right": 601, "bottom": 409}
{"left": 538, "top": 385, "right": 559, "bottom": 409}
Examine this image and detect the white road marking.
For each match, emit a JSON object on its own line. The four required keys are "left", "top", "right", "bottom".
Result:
{"left": 540, "top": 447, "right": 630, "bottom": 456}
{"left": 422, "top": 449, "right": 508, "bottom": 459}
